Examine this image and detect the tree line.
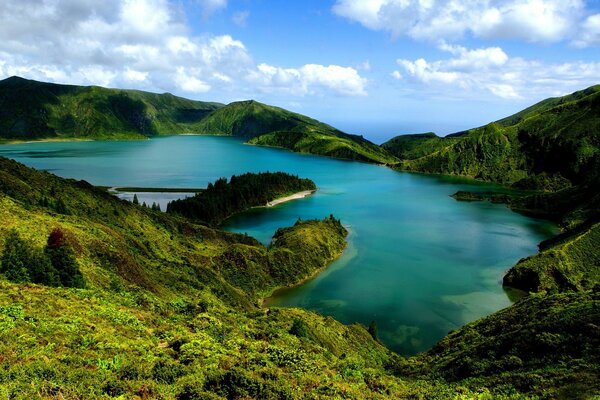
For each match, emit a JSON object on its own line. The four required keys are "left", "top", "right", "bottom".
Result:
{"left": 166, "top": 172, "right": 316, "bottom": 226}
{"left": 0, "top": 227, "right": 84, "bottom": 288}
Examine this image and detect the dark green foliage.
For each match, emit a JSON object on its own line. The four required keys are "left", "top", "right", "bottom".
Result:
{"left": 406, "top": 291, "right": 600, "bottom": 398}
{"left": 212, "top": 216, "right": 348, "bottom": 296}
{"left": 368, "top": 320, "right": 379, "bottom": 341}
{"left": 152, "top": 360, "right": 184, "bottom": 384}
{"left": 0, "top": 76, "right": 222, "bottom": 140}
{"left": 388, "top": 85, "right": 600, "bottom": 187}
{"left": 45, "top": 228, "right": 84, "bottom": 288}
{"left": 204, "top": 369, "right": 293, "bottom": 400}
{"left": 132, "top": 193, "right": 139, "bottom": 205}
{"left": 0, "top": 230, "right": 32, "bottom": 283}
{"left": 167, "top": 172, "right": 316, "bottom": 226}
{"left": 196, "top": 99, "right": 397, "bottom": 164}
{"left": 0, "top": 230, "right": 59, "bottom": 285}
{"left": 289, "top": 317, "right": 310, "bottom": 338}
{"left": 0, "top": 228, "right": 83, "bottom": 288}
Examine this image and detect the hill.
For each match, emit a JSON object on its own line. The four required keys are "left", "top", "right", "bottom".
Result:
{"left": 0, "top": 77, "right": 397, "bottom": 164}
{"left": 1, "top": 157, "right": 598, "bottom": 397}
{"left": 384, "top": 85, "right": 600, "bottom": 188}
{"left": 196, "top": 100, "right": 398, "bottom": 164}
{"left": 0, "top": 76, "right": 223, "bottom": 140}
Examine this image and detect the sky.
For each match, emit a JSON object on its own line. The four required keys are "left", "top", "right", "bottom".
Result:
{"left": 0, "top": 0, "right": 599, "bottom": 143}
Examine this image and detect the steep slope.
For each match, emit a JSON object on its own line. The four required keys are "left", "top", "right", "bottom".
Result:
{"left": 1, "top": 157, "right": 599, "bottom": 397}
{"left": 0, "top": 76, "right": 223, "bottom": 140}
{"left": 196, "top": 100, "right": 398, "bottom": 164}
{"left": 393, "top": 291, "right": 600, "bottom": 399}
{"left": 385, "top": 85, "right": 600, "bottom": 187}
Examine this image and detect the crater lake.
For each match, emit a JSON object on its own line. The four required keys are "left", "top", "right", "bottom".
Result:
{"left": 0, "top": 135, "right": 557, "bottom": 354}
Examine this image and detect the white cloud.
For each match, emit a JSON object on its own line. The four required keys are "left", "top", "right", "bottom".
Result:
{"left": 249, "top": 63, "right": 367, "bottom": 96}
{"left": 124, "top": 68, "right": 148, "bottom": 82}
{"left": 232, "top": 10, "right": 250, "bottom": 27}
{"left": 197, "top": 0, "right": 227, "bottom": 18}
{"left": 0, "top": 0, "right": 366, "bottom": 98}
{"left": 573, "top": 13, "right": 600, "bottom": 47}
{"left": 175, "top": 67, "right": 211, "bottom": 93}
{"left": 332, "top": 0, "right": 589, "bottom": 43}
{"left": 393, "top": 43, "right": 600, "bottom": 99}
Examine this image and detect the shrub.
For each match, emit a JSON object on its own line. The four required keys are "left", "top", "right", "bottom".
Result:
{"left": 45, "top": 228, "right": 85, "bottom": 288}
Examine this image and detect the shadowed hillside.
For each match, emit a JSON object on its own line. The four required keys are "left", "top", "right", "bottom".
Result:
{"left": 384, "top": 85, "right": 600, "bottom": 188}
{"left": 0, "top": 76, "right": 223, "bottom": 140}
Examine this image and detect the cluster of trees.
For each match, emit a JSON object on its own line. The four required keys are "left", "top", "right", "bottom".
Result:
{"left": 166, "top": 172, "right": 316, "bottom": 226}
{"left": 0, "top": 228, "right": 84, "bottom": 288}
{"left": 132, "top": 194, "right": 161, "bottom": 211}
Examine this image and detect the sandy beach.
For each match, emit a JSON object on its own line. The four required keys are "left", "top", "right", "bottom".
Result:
{"left": 266, "top": 189, "right": 316, "bottom": 207}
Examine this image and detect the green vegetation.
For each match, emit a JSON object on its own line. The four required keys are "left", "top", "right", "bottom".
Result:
{"left": 0, "top": 76, "right": 222, "bottom": 140}
{"left": 0, "top": 76, "right": 397, "bottom": 164}
{"left": 392, "top": 291, "right": 600, "bottom": 399}
{"left": 0, "top": 227, "right": 83, "bottom": 287}
{"left": 2, "top": 81, "right": 600, "bottom": 397}
{"left": 392, "top": 87, "right": 600, "bottom": 299}
{"left": 196, "top": 100, "right": 398, "bottom": 164}
{"left": 385, "top": 85, "right": 600, "bottom": 187}
{"left": 166, "top": 172, "right": 316, "bottom": 226}
{"left": 3, "top": 155, "right": 597, "bottom": 398}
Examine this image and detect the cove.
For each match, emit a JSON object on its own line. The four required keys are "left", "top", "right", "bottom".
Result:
{"left": 0, "top": 136, "right": 558, "bottom": 355}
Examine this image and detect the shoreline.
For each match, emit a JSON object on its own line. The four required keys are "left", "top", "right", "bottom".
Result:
{"left": 265, "top": 189, "right": 316, "bottom": 207}
{"left": 261, "top": 225, "right": 355, "bottom": 307}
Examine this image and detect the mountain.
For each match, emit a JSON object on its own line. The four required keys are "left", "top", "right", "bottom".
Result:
{"left": 0, "top": 76, "right": 223, "bottom": 140}
{"left": 195, "top": 100, "right": 398, "bottom": 164}
{"left": 1, "top": 157, "right": 597, "bottom": 398}
{"left": 383, "top": 85, "right": 600, "bottom": 188}
{"left": 387, "top": 87, "right": 600, "bottom": 296}
{"left": 0, "top": 76, "right": 397, "bottom": 164}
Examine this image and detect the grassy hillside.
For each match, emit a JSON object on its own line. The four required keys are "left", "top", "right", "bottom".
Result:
{"left": 393, "top": 291, "right": 600, "bottom": 399}
{"left": 0, "top": 157, "right": 599, "bottom": 397}
{"left": 196, "top": 100, "right": 398, "bottom": 164}
{"left": 385, "top": 85, "right": 600, "bottom": 188}
{"left": 0, "top": 76, "right": 222, "bottom": 140}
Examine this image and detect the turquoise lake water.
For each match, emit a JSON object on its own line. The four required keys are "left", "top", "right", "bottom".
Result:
{"left": 0, "top": 136, "right": 558, "bottom": 354}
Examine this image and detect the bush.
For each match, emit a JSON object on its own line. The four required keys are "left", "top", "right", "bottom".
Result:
{"left": 45, "top": 228, "right": 84, "bottom": 288}
{"left": 0, "top": 228, "right": 84, "bottom": 288}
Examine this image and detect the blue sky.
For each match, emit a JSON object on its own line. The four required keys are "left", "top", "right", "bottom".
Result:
{"left": 0, "top": 0, "right": 599, "bottom": 142}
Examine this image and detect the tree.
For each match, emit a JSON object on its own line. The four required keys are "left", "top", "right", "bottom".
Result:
{"left": 132, "top": 194, "right": 139, "bottom": 205}
{"left": 368, "top": 320, "right": 378, "bottom": 341}
{"left": 28, "top": 251, "right": 60, "bottom": 286}
{"left": 45, "top": 228, "right": 84, "bottom": 288}
{"left": 0, "top": 230, "right": 31, "bottom": 283}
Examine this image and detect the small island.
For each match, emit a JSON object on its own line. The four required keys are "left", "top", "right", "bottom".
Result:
{"left": 166, "top": 171, "right": 316, "bottom": 226}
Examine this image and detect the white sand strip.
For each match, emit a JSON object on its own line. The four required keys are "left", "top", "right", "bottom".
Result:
{"left": 266, "top": 190, "right": 316, "bottom": 207}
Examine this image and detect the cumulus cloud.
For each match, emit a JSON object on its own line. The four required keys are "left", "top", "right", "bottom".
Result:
{"left": 393, "top": 43, "right": 600, "bottom": 99}
{"left": 573, "top": 13, "right": 600, "bottom": 47}
{"left": 249, "top": 63, "right": 367, "bottom": 96}
{"left": 0, "top": 0, "right": 366, "bottom": 98}
{"left": 332, "top": 0, "right": 590, "bottom": 43}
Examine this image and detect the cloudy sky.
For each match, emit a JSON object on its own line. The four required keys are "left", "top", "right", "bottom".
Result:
{"left": 1, "top": 0, "right": 599, "bottom": 142}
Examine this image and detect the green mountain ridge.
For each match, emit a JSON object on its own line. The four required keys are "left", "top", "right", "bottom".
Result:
{"left": 0, "top": 76, "right": 396, "bottom": 164}
{"left": 0, "top": 76, "right": 224, "bottom": 140}
{"left": 1, "top": 156, "right": 598, "bottom": 398}
{"left": 384, "top": 85, "right": 600, "bottom": 188}
{"left": 385, "top": 86, "right": 600, "bottom": 306}
{"left": 196, "top": 99, "right": 398, "bottom": 164}
{"left": 1, "top": 79, "right": 600, "bottom": 397}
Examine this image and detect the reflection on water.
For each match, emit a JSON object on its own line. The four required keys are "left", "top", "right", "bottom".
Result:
{"left": 0, "top": 136, "right": 558, "bottom": 355}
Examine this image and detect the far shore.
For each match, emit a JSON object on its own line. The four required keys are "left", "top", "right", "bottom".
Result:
{"left": 265, "top": 189, "right": 316, "bottom": 207}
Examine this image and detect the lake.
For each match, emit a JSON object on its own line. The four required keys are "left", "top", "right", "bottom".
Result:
{"left": 0, "top": 136, "right": 557, "bottom": 354}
